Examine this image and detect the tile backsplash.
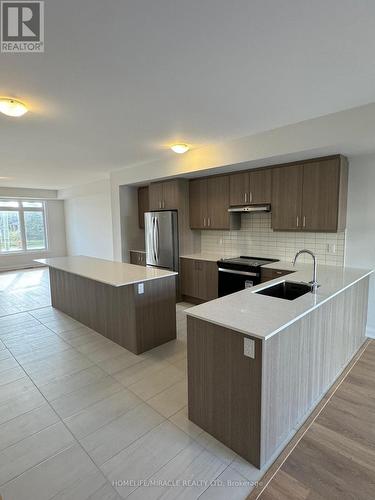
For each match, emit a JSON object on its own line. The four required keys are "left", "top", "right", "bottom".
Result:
{"left": 201, "top": 213, "right": 345, "bottom": 266}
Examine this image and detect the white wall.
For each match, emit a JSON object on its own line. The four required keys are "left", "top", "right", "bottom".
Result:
{"left": 61, "top": 179, "right": 114, "bottom": 260}
{"left": 0, "top": 199, "right": 67, "bottom": 271}
{"left": 346, "top": 152, "right": 375, "bottom": 337}
{"left": 110, "top": 103, "right": 375, "bottom": 261}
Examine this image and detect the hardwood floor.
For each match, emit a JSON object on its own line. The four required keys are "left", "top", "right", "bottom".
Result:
{"left": 251, "top": 340, "right": 375, "bottom": 500}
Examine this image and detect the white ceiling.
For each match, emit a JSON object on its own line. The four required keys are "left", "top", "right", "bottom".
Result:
{"left": 1, "top": 0, "right": 375, "bottom": 189}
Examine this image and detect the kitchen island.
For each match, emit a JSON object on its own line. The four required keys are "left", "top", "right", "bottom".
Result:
{"left": 37, "top": 256, "right": 177, "bottom": 354}
{"left": 186, "top": 262, "right": 372, "bottom": 468}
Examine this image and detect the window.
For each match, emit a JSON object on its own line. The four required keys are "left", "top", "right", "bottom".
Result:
{"left": 0, "top": 200, "right": 47, "bottom": 253}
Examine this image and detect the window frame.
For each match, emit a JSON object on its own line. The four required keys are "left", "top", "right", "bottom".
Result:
{"left": 0, "top": 199, "right": 48, "bottom": 254}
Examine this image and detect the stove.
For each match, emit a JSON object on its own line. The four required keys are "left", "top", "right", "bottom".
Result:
{"left": 217, "top": 256, "right": 279, "bottom": 297}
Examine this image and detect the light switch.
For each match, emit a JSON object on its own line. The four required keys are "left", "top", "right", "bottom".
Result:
{"left": 137, "top": 283, "right": 144, "bottom": 295}
{"left": 244, "top": 338, "right": 255, "bottom": 359}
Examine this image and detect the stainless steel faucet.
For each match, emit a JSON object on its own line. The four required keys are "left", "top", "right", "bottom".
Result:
{"left": 293, "top": 249, "right": 319, "bottom": 291}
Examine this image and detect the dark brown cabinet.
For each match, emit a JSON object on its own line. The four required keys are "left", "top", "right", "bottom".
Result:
{"left": 189, "top": 179, "right": 207, "bottom": 229}
{"left": 229, "top": 169, "right": 271, "bottom": 206}
{"left": 129, "top": 250, "right": 146, "bottom": 266}
{"left": 137, "top": 186, "right": 149, "bottom": 229}
{"left": 180, "top": 258, "right": 218, "bottom": 302}
{"left": 302, "top": 160, "right": 346, "bottom": 231}
{"left": 272, "top": 165, "right": 303, "bottom": 230}
{"left": 149, "top": 180, "right": 179, "bottom": 210}
{"left": 260, "top": 267, "right": 293, "bottom": 283}
{"left": 189, "top": 176, "right": 230, "bottom": 229}
{"left": 272, "top": 156, "right": 348, "bottom": 232}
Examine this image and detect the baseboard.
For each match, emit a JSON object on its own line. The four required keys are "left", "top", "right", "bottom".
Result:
{"left": 366, "top": 326, "right": 375, "bottom": 339}
{"left": 0, "top": 263, "right": 45, "bottom": 273}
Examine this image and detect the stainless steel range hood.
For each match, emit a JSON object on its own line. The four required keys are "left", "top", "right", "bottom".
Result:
{"left": 228, "top": 204, "right": 271, "bottom": 213}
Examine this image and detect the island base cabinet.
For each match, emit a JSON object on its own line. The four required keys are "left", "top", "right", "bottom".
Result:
{"left": 49, "top": 268, "right": 176, "bottom": 354}
{"left": 187, "top": 317, "right": 263, "bottom": 468}
{"left": 187, "top": 277, "right": 369, "bottom": 469}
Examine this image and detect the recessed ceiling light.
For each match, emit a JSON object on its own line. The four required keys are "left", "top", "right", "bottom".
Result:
{"left": 171, "top": 143, "right": 189, "bottom": 154}
{"left": 0, "top": 98, "right": 28, "bottom": 117}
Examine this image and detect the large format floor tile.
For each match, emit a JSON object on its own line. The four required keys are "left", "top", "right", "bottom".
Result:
{"left": 49, "top": 376, "right": 124, "bottom": 419}
{"left": 64, "top": 388, "right": 142, "bottom": 439}
{"left": 0, "top": 269, "right": 256, "bottom": 500}
{"left": 128, "top": 364, "right": 185, "bottom": 401}
{"left": 0, "top": 421, "right": 74, "bottom": 485}
{"left": 102, "top": 421, "right": 193, "bottom": 498}
{"left": 126, "top": 442, "right": 227, "bottom": 499}
{"left": 80, "top": 402, "right": 165, "bottom": 465}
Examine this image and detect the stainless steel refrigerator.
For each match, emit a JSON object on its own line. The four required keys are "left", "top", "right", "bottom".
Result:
{"left": 145, "top": 211, "right": 179, "bottom": 271}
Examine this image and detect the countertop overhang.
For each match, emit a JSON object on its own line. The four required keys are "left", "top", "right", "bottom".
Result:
{"left": 186, "top": 261, "right": 373, "bottom": 340}
{"left": 36, "top": 256, "right": 177, "bottom": 287}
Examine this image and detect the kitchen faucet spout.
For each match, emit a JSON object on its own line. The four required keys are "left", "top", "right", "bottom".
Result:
{"left": 293, "top": 249, "right": 319, "bottom": 291}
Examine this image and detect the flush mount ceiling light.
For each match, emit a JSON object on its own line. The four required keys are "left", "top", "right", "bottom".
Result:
{"left": 170, "top": 143, "right": 189, "bottom": 154}
{"left": 0, "top": 98, "right": 28, "bottom": 117}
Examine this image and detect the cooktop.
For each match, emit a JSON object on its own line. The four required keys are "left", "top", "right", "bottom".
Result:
{"left": 219, "top": 256, "right": 279, "bottom": 267}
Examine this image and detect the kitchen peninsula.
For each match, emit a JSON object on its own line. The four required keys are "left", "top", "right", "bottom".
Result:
{"left": 37, "top": 256, "right": 177, "bottom": 354}
{"left": 186, "top": 262, "right": 372, "bottom": 469}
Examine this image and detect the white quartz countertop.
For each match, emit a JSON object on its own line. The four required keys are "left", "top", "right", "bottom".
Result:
{"left": 36, "top": 256, "right": 177, "bottom": 287}
{"left": 180, "top": 253, "right": 226, "bottom": 262}
{"left": 186, "top": 262, "right": 373, "bottom": 341}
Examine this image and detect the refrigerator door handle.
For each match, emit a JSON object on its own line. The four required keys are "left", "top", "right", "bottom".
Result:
{"left": 155, "top": 217, "right": 160, "bottom": 261}
{"left": 152, "top": 217, "right": 157, "bottom": 262}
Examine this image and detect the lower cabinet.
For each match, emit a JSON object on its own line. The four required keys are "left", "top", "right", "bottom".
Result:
{"left": 180, "top": 258, "right": 218, "bottom": 302}
{"left": 129, "top": 250, "right": 146, "bottom": 266}
{"left": 260, "top": 267, "right": 293, "bottom": 283}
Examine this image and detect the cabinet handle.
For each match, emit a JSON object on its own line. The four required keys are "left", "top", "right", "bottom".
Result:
{"left": 303, "top": 216, "right": 306, "bottom": 228}
{"left": 203, "top": 217, "right": 206, "bottom": 227}
{"left": 163, "top": 200, "right": 165, "bottom": 209}
{"left": 208, "top": 217, "right": 211, "bottom": 227}
{"left": 296, "top": 215, "right": 299, "bottom": 228}
{"left": 159, "top": 201, "right": 162, "bottom": 209}
{"left": 250, "top": 192, "right": 253, "bottom": 203}
{"left": 244, "top": 192, "right": 247, "bottom": 203}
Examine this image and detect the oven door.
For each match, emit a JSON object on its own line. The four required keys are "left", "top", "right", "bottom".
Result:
{"left": 218, "top": 268, "right": 260, "bottom": 297}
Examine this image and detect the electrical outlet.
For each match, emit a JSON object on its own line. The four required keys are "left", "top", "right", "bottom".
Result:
{"left": 244, "top": 338, "right": 255, "bottom": 358}
{"left": 137, "top": 283, "right": 144, "bottom": 294}
{"left": 327, "top": 243, "right": 336, "bottom": 254}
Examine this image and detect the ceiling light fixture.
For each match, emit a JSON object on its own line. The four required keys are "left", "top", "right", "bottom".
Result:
{"left": 171, "top": 143, "right": 189, "bottom": 154}
{"left": 0, "top": 98, "right": 28, "bottom": 117}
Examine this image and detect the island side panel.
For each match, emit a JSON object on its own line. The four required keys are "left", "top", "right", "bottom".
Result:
{"left": 49, "top": 267, "right": 138, "bottom": 352}
{"left": 261, "top": 276, "right": 369, "bottom": 466}
{"left": 187, "top": 317, "right": 263, "bottom": 467}
{"left": 134, "top": 275, "right": 177, "bottom": 353}
{"left": 49, "top": 268, "right": 175, "bottom": 354}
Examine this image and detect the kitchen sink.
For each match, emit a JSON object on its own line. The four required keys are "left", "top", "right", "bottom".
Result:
{"left": 255, "top": 281, "right": 314, "bottom": 300}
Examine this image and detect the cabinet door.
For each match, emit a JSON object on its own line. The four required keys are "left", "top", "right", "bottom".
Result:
{"left": 198, "top": 261, "right": 218, "bottom": 301}
{"left": 162, "top": 180, "right": 179, "bottom": 209}
{"left": 207, "top": 176, "right": 230, "bottom": 229}
{"left": 249, "top": 169, "right": 271, "bottom": 204}
{"left": 302, "top": 159, "right": 340, "bottom": 231}
{"left": 272, "top": 165, "right": 303, "bottom": 230}
{"left": 180, "top": 258, "right": 198, "bottom": 297}
{"left": 189, "top": 179, "right": 207, "bottom": 229}
{"left": 149, "top": 183, "right": 164, "bottom": 210}
{"left": 129, "top": 251, "right": 146, "bottom": 266}
{"left": 138, "top": 186, "right": 149, "bottom": 228}
{"left": 229, "top": 172, "right": 249, "bottom": 206}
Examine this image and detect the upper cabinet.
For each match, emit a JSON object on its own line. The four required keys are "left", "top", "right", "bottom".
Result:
{"left": 137, "top": 186, "right": 149, "bottom": 229}
{"left": 189, "top": 176, "right": 230, "bottom": 230}
{"left": 271, "top": 165, "right": 303, "bottom": 231}
{"left": 229, "top": 169, "right": 271, "bottom": 206}
{"left": 272, "top": 156, "right": 348, "bottom": 232}
{"left": 149, "top": 180, "right": 180, "bottom": 210}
